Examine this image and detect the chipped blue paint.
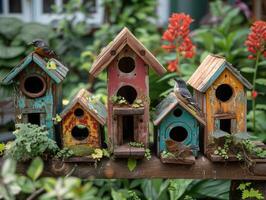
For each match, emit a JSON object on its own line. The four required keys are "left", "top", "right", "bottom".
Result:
{"left": 18, "top": 97, "right": 25, "bottom": 109}
{"left": 158, "top": 104, "right": 200, "bottom": 156}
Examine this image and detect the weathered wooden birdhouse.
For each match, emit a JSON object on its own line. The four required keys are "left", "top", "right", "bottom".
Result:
{"left": 60, "top": 89, "right": 107, "bottom": 150}
{"left": 89, "top": 27, "right": 166, "bottom": 158}
{"left": 187, "top": 54, "right": 252, "bottom": 154}
{"left": 153, "top": 91, "right": 205, "bottom": 164}
{"left": 2, "top": 52, "right": 68, "bottom": 139}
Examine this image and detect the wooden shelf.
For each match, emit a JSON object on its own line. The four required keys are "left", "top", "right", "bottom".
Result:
{"left": 113, "top": 106, "right": 144, "bottom": 115}
{"left": 4, "top": 155, "right": 266, "bottom": 180}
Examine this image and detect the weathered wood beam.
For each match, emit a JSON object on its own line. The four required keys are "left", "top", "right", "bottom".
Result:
{"left": 2, "top": 156, "right": 266, "bottom": 180}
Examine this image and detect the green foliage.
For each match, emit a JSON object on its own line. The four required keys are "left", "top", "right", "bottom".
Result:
{"left": 237, "top": 182, "right": 264, "bottom": 200}
{"left": 26, "top": 157, "right": 44, "bottom": 181}
{"left": 68, "top": 145, "right": 95, "bottom": 156}
{"left": 0, "top": 143, "right": 5, "bottom": 156}
{"left": 55, "top": 148, "right": 74, "bottom": 159}
{"left": 129, "top": 142, "right": 144, "bottom": 148}
{"left": 111, "top": 95, "right": 128, "bottom": 105}
{"left": 144, "top": 148, "right": 151, "bottom": 160}
{"left": 127, "top": 158, "right": 137, "bottom": 172}
{"left": 5, "top": 124, "right": 58, "bottom": 161}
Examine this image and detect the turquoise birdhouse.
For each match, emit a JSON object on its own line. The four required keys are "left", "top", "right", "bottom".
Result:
{"left": 153, "top": 91, "right": 205, "bottom": 163}
{"left": 2, "top": 52, "right": 68, "bottom": 139}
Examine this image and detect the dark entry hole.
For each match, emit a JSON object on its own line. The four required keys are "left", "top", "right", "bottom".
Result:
{"left": 169, "top": 126, "right": 188, "bottom": 142}
{"left": 220, "top": 119, "right": 231, "bottom": 134}
{"left": 118, "top": 57, "right": 135, "bottom": 73}
{"left": 215, "top": 84, "right": 233, "bottom": 102}
{"left": 24, "top": 76, "right": 45, "bottom": 95}
{"left": 122, "top": 115, "right": 134, "bottom": 143}
{"left": 28, "top": 113, "right": 40, "bottom": 126}
{"left": 173, "top": 108, "right": 183, "bottom": 117}
{"left": 71, "top": 125, "right": 89, "bottom": 141}
{"left": 74, "top": 108, "right": 84, "bottom": 117}
{"left": 117, "top": 85, "right": 137, "bottom": 104}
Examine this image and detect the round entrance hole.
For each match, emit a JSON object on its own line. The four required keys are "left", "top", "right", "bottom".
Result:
{"left": 215, "top": 84, "right": 233, "bottom": 102}
{"left": 117, "top": 85, "right": 137, "bottom": 104}
{"left": 71, "top": 125, "right": 89, "bottom": 141}
{"left": 22, "top": 75, "right": 46, "bottom": 98}
{"left": 74, "top": 108, "right": 84, "bottom": 118}
{"left": 169, "top": 126, "right": 188, "bottom": 142}
{"left": 173, "top": 108, "right": 183, "bottom": 117}
{"left": 118, "top": 57, "right": 135, "bottom": 73}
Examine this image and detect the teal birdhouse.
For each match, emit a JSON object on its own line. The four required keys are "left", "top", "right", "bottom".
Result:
{"left": 2, "top": 53, "right": 68, "bottom": 139}
{"left": 153, "top": 91, "right": 205, "bottom": 161}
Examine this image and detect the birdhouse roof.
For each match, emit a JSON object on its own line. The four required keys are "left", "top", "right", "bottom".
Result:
{"left": 187, "top": 54, "right": 252, "bottom": 92}
{"left": 153, "top": 92, "right": 206, "bottom": 126}
{"left": 2, "top": 52, "right": 69, "bottom": 85}
{"left": 60, "top": 89, "right": 107, "bottom": 125}
{"left": 89, "top": 27, "right": 166, "bottom": 77}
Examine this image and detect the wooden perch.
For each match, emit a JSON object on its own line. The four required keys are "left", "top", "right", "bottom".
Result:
{"left": 2, "top": 155, "right": 266, "bottom": 180}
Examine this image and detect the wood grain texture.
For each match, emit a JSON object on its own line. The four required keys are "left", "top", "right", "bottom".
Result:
{"left": 4, "top": 155, "right": 266, "bottom": 180}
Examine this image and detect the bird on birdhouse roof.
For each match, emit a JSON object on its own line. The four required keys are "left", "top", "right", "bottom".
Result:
{"left": 174, "top": 78, "right": 200, "bottom": 111}
{"left": 29, "top": 39, "right": 57, "bottom": 59}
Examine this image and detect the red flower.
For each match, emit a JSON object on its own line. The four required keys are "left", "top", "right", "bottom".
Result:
{"left": 167, "top": 60, "right": 178, "bottom": 72}
{"left": 161, "top": 13, "right": 195, "bottom": 73}
{"left": 245, "top": 21, "right": 266, "bottom": 58}
{"left": 252, "top": 90, "right": 258, "bottom": 99}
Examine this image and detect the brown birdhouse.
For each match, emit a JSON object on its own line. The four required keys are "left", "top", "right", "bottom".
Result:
{"left": 187, "top": 54, "right": 252, "bottom": 154}
{"left": 89, "top": 27, "right": 166, "bottom": 158}
{"left": 60, "top": 89, "right": 107, "bottom": 150}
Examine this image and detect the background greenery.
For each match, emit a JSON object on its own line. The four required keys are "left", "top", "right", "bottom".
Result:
{"left": 0, "top": 0, "right": 265, "bottom": 199}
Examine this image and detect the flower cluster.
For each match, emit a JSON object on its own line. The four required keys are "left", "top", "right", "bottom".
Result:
{"left": 162, "top": 13, "right": 195, "bottom": 72}
{"left": 245, "top": 20, "right": 266, "bottom": 60}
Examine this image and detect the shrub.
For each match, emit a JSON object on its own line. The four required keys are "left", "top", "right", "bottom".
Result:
{"left": 5, "top": 123, "right": 58, "bottom": 161}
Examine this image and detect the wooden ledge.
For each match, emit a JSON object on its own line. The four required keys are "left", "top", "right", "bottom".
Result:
{"left": 113, "top": 107, "right": 144, "bottom": 115}
{"left": 114, "top": 145, "right": 145, "bottom": 158}
{"left": 4, "top": 155, "right": 266, "bottom": 180}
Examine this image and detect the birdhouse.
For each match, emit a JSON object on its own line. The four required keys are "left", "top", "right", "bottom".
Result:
{"left": 60, "top": 89, "right": 107, "bottom": 151}
{"left": 89, "top": 27, "right": 166, "bottom": 158}
{"left": 153, "top": 90, "right": 205, "bottom": 164}
{"left": 187, "top": 54, "right": 252, "bottom": 154}
{"left": 2, "top": 52, "right": 68, "bottom": 139}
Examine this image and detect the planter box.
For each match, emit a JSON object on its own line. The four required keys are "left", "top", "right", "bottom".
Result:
{"left": 208, "top": 153, "right": 240, "bottom": 162}
{"left": 247, "top": 156, "right": 266, "bottom": 176}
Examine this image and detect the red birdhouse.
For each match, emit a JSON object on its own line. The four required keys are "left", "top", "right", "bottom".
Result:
{"left": 90, "top": 27, "right": 166, "bottom": 158}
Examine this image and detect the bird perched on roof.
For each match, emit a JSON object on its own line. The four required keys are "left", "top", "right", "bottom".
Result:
{"left": 174, "top": 78, "right": 200, "bottom": 111}
{"left": 29, "top": 39, "right": 57, "bottom": 59}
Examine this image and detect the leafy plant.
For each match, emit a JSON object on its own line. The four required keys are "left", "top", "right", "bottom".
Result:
{"left": 0, "top": 143, "right": 5, "bottom": 156}
{"left": 5, "top": 123, "right": 58, "bottom": 161}
{"left": 55, "top": 147, "right": 74, "bottom": 159}
{"left": 111, "top": 95, "right": 128, "bottom": 105}
{"left": 237, "top": 182, "right": 264, "bottom": 200}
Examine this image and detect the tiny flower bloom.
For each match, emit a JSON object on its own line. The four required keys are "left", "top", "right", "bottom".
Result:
{"left": 252, "top": 90, "right": 258, "bottom": 99}
{"left": 167, "top": 60, "right": 178, "bottom": 72}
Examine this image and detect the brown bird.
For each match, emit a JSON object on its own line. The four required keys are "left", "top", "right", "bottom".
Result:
{"left": 165, "top": 139, "right": 193, "bottom": 159}
{"left": 29, "top": 39, "right": 57, "bottom": 59}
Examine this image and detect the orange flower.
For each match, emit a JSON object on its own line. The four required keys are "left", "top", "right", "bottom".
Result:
{"left": 167, "top": 60, "right": 178, "bottom": 72}
{"left": 252, "top": 90, "right": 258, "bottom": 99}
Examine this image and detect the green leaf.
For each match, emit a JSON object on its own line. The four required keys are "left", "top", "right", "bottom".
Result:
{"left": 27, "top": 157, "right": 44, "bottom": 181}
{"left": 169, "top": 180, "right": 193, "bottom": 200}
{"left": 255, "top": 78, "right": 266, "bottom": 86}
{"left": 0, "top": 17, "right": 22, "bottom": 39}
{"left": 111, "top": 189, "right": 127, "bottom": 200}
{"left": 127, "top": 158, "right": 137, "bottom": 172}
{"left": 256, "top": 104, "right": 266, "bottom": 111}
{"left": 0, "top": 45, "right": 25, "bottom": 59}
{"left": 241, "top": 67, "right": 255, "bottom": 73}
{"left": 1, "top": 159, "right": 16, "bottom": 176}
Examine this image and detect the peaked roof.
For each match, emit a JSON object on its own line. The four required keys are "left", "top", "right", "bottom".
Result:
{"left": 2, "top": 52, "right": 69, "bottom": 85}
{"left": 153, "top": 92, "right": 206, "bottom": 126}
{"left": 187, "top": 54, "right": 252, "bottom": 92}
{"left": 60, "top": 89, "right": 107, "bottom": 125}
{"left": 89, "top": 27, "right": 166, "bottom": 77}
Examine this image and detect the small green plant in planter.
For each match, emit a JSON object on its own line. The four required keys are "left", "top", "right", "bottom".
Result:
{"left": 5, "top": 123, "right": 58, "bottom": 162}
{"left": 111, "top": 95, "right": 127, "bottom": 105}
{"left": 237, "top": 182, "right": 264, "bottom": 200}
{"left": 55, "top": 148, "right": 74, "bottom": 159}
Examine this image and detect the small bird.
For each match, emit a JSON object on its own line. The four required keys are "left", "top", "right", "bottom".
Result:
{"left": 174, "top": 78, "right": 200, "bottom": 111}
{"left": 29, "top": 39, "right": 57, "bottom": 59}
{"left": 165, "top": 139, "right": 193, "bottom": 159}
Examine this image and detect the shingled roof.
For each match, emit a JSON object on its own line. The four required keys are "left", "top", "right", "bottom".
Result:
{"left": 60, "top": 89, "right": 107, "bottom": 125}
{"left": 2, "top": 52, "right": 68, "bottom": 84}
{"left": 153, "top": 92, "right": 205, "bottom": 126}
{"left": 89, "top": 27, "right": 166, "bottom": 77}
{"left": 187, "top": 54, "right": 252, "bottom": 92}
